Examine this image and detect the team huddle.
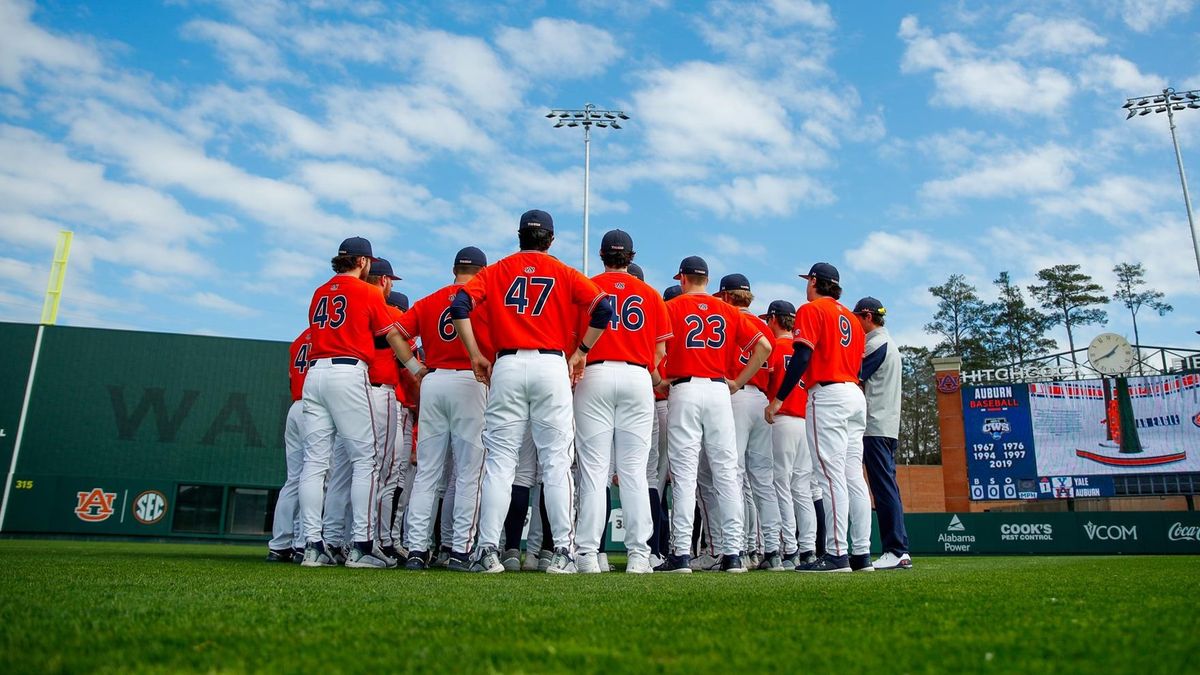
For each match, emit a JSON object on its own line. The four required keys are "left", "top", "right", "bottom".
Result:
{"left": 266, "top": 209, "right": 913, "bottom": 573}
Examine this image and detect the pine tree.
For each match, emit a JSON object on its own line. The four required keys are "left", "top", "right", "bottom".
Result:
{"left": 898, "top": 346, "right": 940, "bottom": 465}
{"left": 987, "top": 271, "right": 1057, "bottom": 367}
{"left": 1028, "top": 264, "right": 1108, "bottom": 370}
{"left": 924, "top": 274, "right": 991, "bottom": 370}
{"left": 1112, "top": 262, "right": 1172, "bottom": 350}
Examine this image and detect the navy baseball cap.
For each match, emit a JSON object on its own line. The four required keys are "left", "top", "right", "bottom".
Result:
{"left": 628, "top": 262, "right": 645, "bottom": 281}
{"left": 369, "top": 258, "right": 401, "bottom": 280}
{"left": 759, "top": 299, "right": 796, "bottom": 320}
{"left": 673, "top": 255, "right": 708, "bottom": 280}
{"left": 663, "top": 285, "right": 683, "bottom": 301}
{"left": 338, "top": 236, "right": 376, "bottom": 260}
{"left": 387, "top": 291, "right": 409, "bottom": 312}
{"left": 519, "top": 209, "right": 554, "bottom": 232}
{"left": 601, "top": 229, "right": 634, "bottom": 252}
{"left": 454, "top": 246, "right": 487, "bottom": 267}
{"left": 854, "top": 296, "right": 886, "bottom": 316}
{"left": 800, "top": 262, "right": 839, "bottom": 284}
{"left": 719, "top": 273, "right": 751, "bottom": 292}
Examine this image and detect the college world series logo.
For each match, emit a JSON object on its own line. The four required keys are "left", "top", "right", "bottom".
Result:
{"left": 75, "top": 488, "right": 117, "bottom": 522}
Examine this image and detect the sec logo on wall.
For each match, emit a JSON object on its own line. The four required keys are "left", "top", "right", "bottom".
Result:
{"left": 133, "top": 490, "right": 167, "bottom": 525}
{"left": 75, "top": 488, "right": 117, "bottom": 522}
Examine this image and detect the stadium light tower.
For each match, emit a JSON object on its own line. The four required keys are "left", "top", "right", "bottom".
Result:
{"left": 1123, "top": 87, "right": 1200, "bottom": 281}
{"left": 545, "top": 103, "right": 629, "bottom": 275}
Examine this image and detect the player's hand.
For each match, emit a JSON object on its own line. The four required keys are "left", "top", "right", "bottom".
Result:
{"left": 654, "top": 380, "right": 670, "bottom": 397}
{"left": 568, "top": 349, "right": 587, "bottom": 384}
{"left": 728, "top": 380, "right": 741, "bottom": 396}
{"left": 764, "top": 398, "right": 783, "bottom": 425}
{"left": 471, "top": 355, "right": 493, "bottom": 386}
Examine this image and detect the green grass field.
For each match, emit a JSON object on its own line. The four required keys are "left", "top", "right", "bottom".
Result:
{"left": 0, "top": 540, "right": 1195, "bottom": 673}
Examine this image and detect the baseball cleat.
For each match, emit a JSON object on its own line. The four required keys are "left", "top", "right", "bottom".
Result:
{"left": 380, "top": 545, "right": 403, "bottom": 566}
{"left": 536, "top": 549, "right": 553, "bottom": 572}
{"left": 720, "top": 554, "right": 747, "bottom": 573}
{"left": 793, "top": 551, "right": 818, "bottom": 570}
{"left": 404, "top": 550, "right": 429, "bottom": 570}
{"left": 850, "top": 554, "right": 875, "bottom": 572}
{"left": 874, "top": 552, "right": 913, "bottom": 570}
{"left": 291, "top": 548, "right": 305, "bottom": 563}
{"left": 663, "top": 554, "right": 693, "bottom": 573}
{"left": 689, "top": 552, "right": 721, "bottom": 571}
{"left": 447, "top": 552, "right": 472, "bottom": 572}
{"left": 470, "top": 547, "right": 504, "bottom": 573}
{"left": 648, "top": 553, "right": 665, "bottom": 570}
{"left": 597, "top": 552, "right": 611, "bottom": 572}
{"left": 797, "top": 554, "right": 852, "bottom": 573}
{"left": 433, "top": 546, "right": 451, "bottom": 568}
{"left": 521, "top": 550, "right": 540, "bottom": 571}
{"left": 575, "top": 552, "right": 601, "bottom": 574}
{"left": 345, "top": 544, "right": 395, "bottom": 569}
{"left": 781, "top": 552, "right": 799, "bottom": 568}
{"left": 328, "top": 544, "right": 348, "bottom": 566}
{"left": 501, "top": 548, "right": 522, "bottom": 571}
{"left": 546, "top": 547, "right": 577, "bottom": 574}
{"left": 300, "top": 542, "right": 336, "bottom": 568}
{"left": 747, "top": 551, "right": 763, "bottom": 569}
{"left": 265, "top": 549, "right": 293, "bottom": 563}
{"left": 626, "top": 553, "right": 654, "bottom": 574}
{"left": 759, "top": 551, "right": 787, "bottom": 572}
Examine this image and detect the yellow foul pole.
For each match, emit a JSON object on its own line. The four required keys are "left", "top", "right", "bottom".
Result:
{"left": 39, "top": 231, "right": 73, "bottom": 325}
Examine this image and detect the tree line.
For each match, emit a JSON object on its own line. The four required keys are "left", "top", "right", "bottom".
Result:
{"left": 897, "top": 262, "right": 1172, "bottom": 465}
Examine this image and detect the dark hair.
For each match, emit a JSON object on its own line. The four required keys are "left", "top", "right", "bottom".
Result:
{"left": 518, "top": 228, "right": 554, "bottom": 252}
{"left": 331, "top": 254, "right": 363, "bottom": 273}
{"left": 680, "top": 273, "right": 708, "bottom": 287}
{"left": 866, "top": 312, "right": 886, "bottom": 326}
{"left": 365, "top": 274, "right": 383, "bottom": 286}
{"left": 721, "top": 289, "right": 753, "bottom": 308}
{"left": 775, "top": 314, "right": 795, "bottom": 332}
{"left": 453, "top": 264, "right": 483, "bottom": 276}
{"left": 814, "top": 278, "right": 842, "bottom": 300}
{"left": 601, "top": 250, "right": 634, "bottom": 269}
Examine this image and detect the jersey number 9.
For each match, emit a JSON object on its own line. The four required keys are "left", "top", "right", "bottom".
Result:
{"left": 838, "top": 314, "right": 852, "bottom": 347}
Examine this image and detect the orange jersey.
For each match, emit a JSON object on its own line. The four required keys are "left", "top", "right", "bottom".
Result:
{"left": 367, "top": 305, "right": 406, "bottom": 386}
{"left": 793, "top": 296, "right": 865, "bottom": 384}
{"left": 288, "top": 329, "right": 313, "bottom": 402}
{"left": 398, "top": 282, "right": 493, "bottom": 370}
{"left": 768, "top": 335, "right": 808, "bottom": 417}
{"left": 578, "top": 271, "right": 671, "bottom": 369}
{"left": 461, "top": 251, "right": 604, "bottom": 353}
{"left": 663, "top": 292, "right": 764, "bottom": 380}
{"left": 727, "top": 308, "right": 772, "bottom": 390}
{"left": 307, "top": 275, "right": 397, "bottom": 362}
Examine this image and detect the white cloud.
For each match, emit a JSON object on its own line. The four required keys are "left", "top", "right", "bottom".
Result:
{"left": 898, "top": 15, "right": 1074, "bottom": 117}
{"left": 294, "top": 161, "right": 449, "bottom": 219}
{"left": 0, "top": 0, "right": 100, "bottom": 90}
{"left": 496, "top": 18, "right": 621, "bottom": 79}
{"left": 182, "top": 20, "right": 290, "bottom": 81}
{"left": 844, "top": 230, "right": 972, "bottom": 274}
{"left": 706, "top": 233, "right": 766, "bottom": 258}
{"left": 190, "top": 291, "right": 259, "bottom": 317}
{"left": 920, "top": 144, "right": 1076, "bottom": 203}
{"left": 698, "top": 0, "right": 835, "bottom": 66}
{"left": 1004, "top": 14, "right": 1105, "bottom": 57}
{"left": 1118, "top": 0, "right": 1195, "bottom": 32}
{"left": 1078, "top": 55, "right": 1166, "bottom": 94}
{"left": 674, "top": 174, "right": 833, "bottom": 218}
{"left": 1034, "top": 175, "right": 1176, "bottom": 224}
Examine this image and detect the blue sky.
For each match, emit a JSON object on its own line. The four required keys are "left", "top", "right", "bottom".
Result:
{"left": 1, "top": 0, "right": 1198, "bottom": 354}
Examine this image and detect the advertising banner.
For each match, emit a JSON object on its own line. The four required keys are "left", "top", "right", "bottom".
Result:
{"left": 905, "top": 512, "right": 1200, "bottom": 555}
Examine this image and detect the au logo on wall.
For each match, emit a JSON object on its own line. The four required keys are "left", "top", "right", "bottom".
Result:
{"left": 132, "top": 490, "right": 167, "bottom": 525}
{"left": 75, "top": 488, "right": 117, "bottom": 522}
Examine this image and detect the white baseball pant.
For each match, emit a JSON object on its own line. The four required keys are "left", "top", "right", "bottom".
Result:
{"left": 732, "top": 387, "right": 781, "bottom": 553}
{"left": 476, "top": 351, "right": 576, "bottom": 552}
{"left": 667, "top": 379, "right": 744, "bottom": 557}
{"left": 649, "top": 400, "right": 669, "bottom": 492}
{"left": 772, "top": 415, "right": 816, "bottom": 555}
{"left": 369, "top": 385, "right": 400, "bottom": 549}
{"left": 846, "top": 402, "right": 870, "bottom": 556}
{"left": 574, "top": 362, "right": 653, "bottom": 558}
{"left": 806, "top": 382, "right": 867, "bottom": 558}
{"left": 322, "top": 438, "right": 352, "bottom": 547}
{"left": 695, "top": 446, "right": 721, "bottom": 555}
{"left": 439, "top": 460, "right": 456, "bottom": 549}
{"left": 299, "top": 358, "right": 378, "bottom": 545}
{"left": 269, "top": 400, "right": 305, "bottom": 551}
{"left": 404, "top": 369, "right": 487, "bottom": 554}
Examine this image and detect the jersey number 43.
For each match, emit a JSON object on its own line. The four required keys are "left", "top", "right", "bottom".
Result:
{"left": 312, "top": 295, "right": 347, "bottom": 329}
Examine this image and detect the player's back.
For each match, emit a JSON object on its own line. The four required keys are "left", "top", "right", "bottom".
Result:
{"left": 795, "top": 296, "right": 865, "bottom": 385}
{"left": 288, "top": 329, "right": 313, "bottom": 402}
{"left": 663, "top": 292, "right": 761, "bottom": 380}
{"left": 581, "top": 271, "right": 671, "bottom": 369}
{"left": 467, "top": 251, "right": 602, "bottom": 353}
{"left": 307, "top": 275, "right": 394, "bottom": 362}
{"left": 727, "top": 308, "right": 772, "bottom": 389}
{"left": 769, "top": 335, "right": 808, "bottom": 416}
{"left": 403, "top": 282, "right": 493, "bottom": 369}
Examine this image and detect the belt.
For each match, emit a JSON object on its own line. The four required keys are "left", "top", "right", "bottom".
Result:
{"left": 496, "top": 349, "right": 564, "bottom": 358}
{"left": 671, "top": 377, "right": 726, "bottom": 385}
{"left": 815, "top": 380, "right": 847, "bottom": 388}
{"left": 311, "top": 357, "right": 361, "bottom": 367}
{"left": 587, "top": 360, "right": 648, "bottom": 369}
{"left": 370, "top": 382, "right": 395, "bottom": 389}
{"left": 425, "top": 367, "right": 472, "bottom": 373}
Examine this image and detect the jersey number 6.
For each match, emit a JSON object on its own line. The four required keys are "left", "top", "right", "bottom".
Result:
{"left": 438, "top": 307, "right": 458, "bottom": 341}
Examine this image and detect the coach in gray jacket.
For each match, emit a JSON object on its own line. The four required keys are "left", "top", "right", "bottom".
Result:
{"left": 854, "top": 297, "right": 912, "bottom": 570}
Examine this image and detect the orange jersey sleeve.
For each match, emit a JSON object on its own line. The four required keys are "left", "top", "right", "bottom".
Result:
{"left": 727, "top": 309, "right": 771, "bottom": 389}
{"left": 399, "top": 282, "right": 478, "bottom": 370}
{"left": 307, "top": 276, "right": 397, "bottom": 362}
{"left": 367, "top": 305, "right": 405, "bottom": 386}
{"left": 793, "top": 297, "right": 865, "bottom": 384}
{"left": 769, "top": 335, "right": 807, "bottom": 417}
{"left": 663, "top": 293, "right": 763, "bottom": 380}
{"left": 288, "top": 329, "right": 313, "bottom": 402}
{"left": 466, "top": 252, "right": 603, "bottom": 353}
{"left": 582, "top": 272, "right": 672, "bottom": 369}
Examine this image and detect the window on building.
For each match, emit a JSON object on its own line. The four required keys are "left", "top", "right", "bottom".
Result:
{"left": 226, "top": 487, "right": 274, "bottom": 535}
{"left": 172, "top": 485, "right": 223, "bottom": 534}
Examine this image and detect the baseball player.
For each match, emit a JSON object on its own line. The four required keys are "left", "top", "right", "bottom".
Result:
{"left": 394, "top": 247, "right": 491, "bottom": 571}
{"left": 450, "top": 209, "right": 613, "bottom": 574}
{"left": 715, "top": 274, "right": 785, "bottom": 571}
{"left": 766, "top": 262, "right": 866, "bottom": 573}
{"left": 762, "top": 300, "right": 818, "bottom": 568}
{"left": 660, "top": 256, "right": 771, "bottom": 573}
{"left": 854, "top": 297, "right": 912, "bottom": 570}
{"left": 382, "top": 290, "right": 418, "bottom": 562}
{"left": 267, "top": 328, "right": 313, "bottom": 562}
{"left": 298, "top": 237, "right": 410, "bottom": 569}
{"left": 363, "top": 261, "right": 405, "bottom": 565}
{"left": 573, "top": 230, "right": 670, "bottom": 574}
